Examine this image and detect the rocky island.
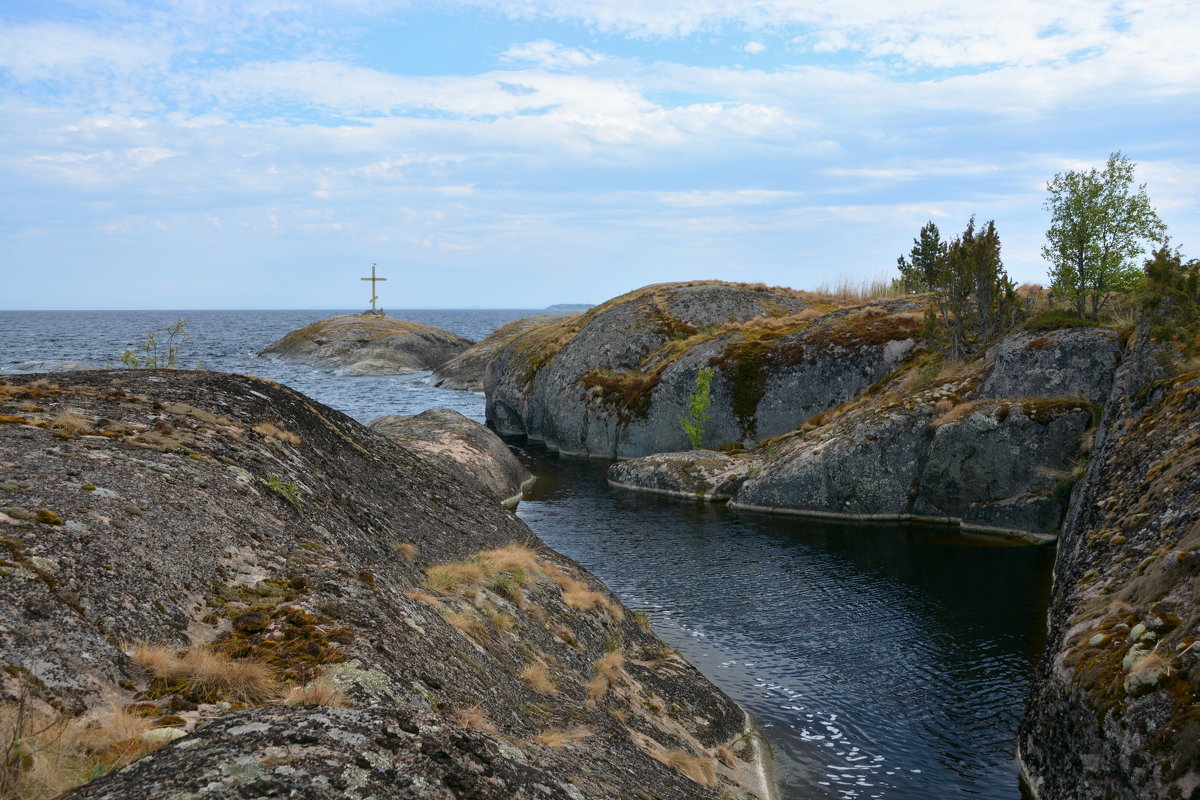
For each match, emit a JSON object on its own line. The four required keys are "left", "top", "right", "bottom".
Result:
{"left": 0, "top": 370, "right": 774, "bottom": 799}
{"left": 259, "top": 313, "right": 471, "bottom": 376}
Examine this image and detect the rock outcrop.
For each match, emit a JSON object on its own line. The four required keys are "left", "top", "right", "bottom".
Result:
{"left": 608, "top": 451, "right": 753, "bottom": 501}
{"left": 259, "top": 314, "right": 471, "bottom": 375}
{"left": 434, "top": 314, "right": 575, "bottom": 391}
{"left": 11, "top": 360, "right": 97, "bottom": 373}
{"left": 606, "top": 325, "right": 1122, "bottom": 539}
{"left": 369, "top": 407, "right": 534, "bottom": 507}
{"left": 1017, "top": 326, "right": 1200, "bottom": 799}
{"left": 485, "top": 281, "right": 926, "bottom": 458}
{"left": 0, "top": 370, "right": 774, "bottom": 800}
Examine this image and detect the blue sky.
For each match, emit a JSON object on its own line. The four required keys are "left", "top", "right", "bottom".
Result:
{"left": 2, "top": 0, "right": 1198, "bottom": 309}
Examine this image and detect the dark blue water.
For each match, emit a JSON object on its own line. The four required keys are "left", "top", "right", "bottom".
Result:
{"left": 0, "top": 309, "right": 535, "bottom": 424}
{"left": 0, "top": 310, "right": 1052, "bottom": 800}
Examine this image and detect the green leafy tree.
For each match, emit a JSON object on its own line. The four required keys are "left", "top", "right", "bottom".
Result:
{"left": 679, "top": 366, "right": 715, "bottom": 449}
{"left": 924, "top": 217, "right": 1021, "bottom": 360}
{"left": 896, "top": 221, "right": 944, "bottom": 293}
{"left": 1043, "top": 152, "right": 1166, "bottom": 320}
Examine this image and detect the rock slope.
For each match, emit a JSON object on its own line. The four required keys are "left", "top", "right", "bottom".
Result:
{"left": 485, "top": 281, "right": 925, "bottom": 458}
{"left": 259, "top": 314, "right": 471, "bottom": 376}
{"left": 434, "top": 314, "right": 575, "bottom": 391}
{"left": 1018, "top": 326, "right": 1200, "bottom": 799}
{"left": 369, "top": 407, "right": 535, "bottom": 507}
{"left": 610, "top": 325, "right": 1122, "bottom": 539}
{"left": 0, "top": 370, "right": 773, "bottom": 800}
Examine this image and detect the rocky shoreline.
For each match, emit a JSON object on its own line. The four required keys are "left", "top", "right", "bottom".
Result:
{"left": 480, "top": 279, "right": 1200, "bottom": 797}
{"left": 0, "top": 369, "right": 776, "bottom": 800}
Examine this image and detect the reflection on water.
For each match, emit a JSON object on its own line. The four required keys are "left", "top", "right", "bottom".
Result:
{"left": 515, "top": 442, "right": 1053, "bottom": 800}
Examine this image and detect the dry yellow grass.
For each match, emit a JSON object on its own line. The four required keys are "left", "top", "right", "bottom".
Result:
{"left": 404, "top": 590, "right": 443, "bottom": 605}
{"left": 53, "top": 412, "right": 94, "bottom": 434}
{"left": 487, "top": 609, "right": 514, "bottom": 633}
{"left": 808, "top": 275, "right": 902, "bottom": 305}
{"left": 453, "top": 705, "right": 495, "bottom": 732}
{"left": 520, "top": 663, "right": 557, "bottom": 695}
{"left": 130, "top": 643, "right": 275, "bottom": 703}
{"left": 542, "top": 564, "right": 623, "bottom": 619}
{"left": 424, "top": 562, "right": 488, "bottom": 590}
{"left": 281, "top": 680, "right": 349, "bottom": 708}
{"left": 658, "top": 750, "right": 718, "bottom": 786}
{"left": 478, "top": 542, "right": 539, "bottom": 573}
{"left": 532, "top": 725, "right": 591, "bottom": 748}
{"left": 252, "top": 421, "right": 301, "bottom": 445}
{"left": 585, "top": 676, "right": 609, "bottom": 703}
{"left": 595, "top": 650, "right": 624, "bottom": 680}
{"left": 392, "top": 541, "right": 419, "bottom": 561}
{"left": 446, "top": 611, "right": 489, "bottom": 642}
{"left": 716, "top": 744, "right": 738, "bottom": 768}
{"left": 0, "top": 700, "right": 162, "bottom": 800}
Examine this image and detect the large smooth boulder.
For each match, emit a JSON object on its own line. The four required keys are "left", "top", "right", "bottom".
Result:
{"left": 434, "top": 314, "right": 575, "bottom": 391}
{"left": 370, "top": 408, "right": 534, "bottom": 507}
{"left": 258, "top": 314, "right": 471, "bottom": 375}
{"left": 973, "top": 327, "right": 1123, "bottom": 405}
{"left": 731, "top": 402, "right": 934, "bottom": 518}
{"left": 608, "top": 450, "right": 753, "bottom": 501}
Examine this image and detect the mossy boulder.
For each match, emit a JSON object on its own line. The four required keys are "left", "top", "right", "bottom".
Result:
{"left": 258, "top": 314, "right": 471, "bottom": 375}
{"left": 369, "top": 407, "right": 534, "bottom": 507}
{"left": 974, "top": 327, "right": 1123, "bottom": 405}
{"left": 485, "top": 281, "right": 924, "bottom": 458}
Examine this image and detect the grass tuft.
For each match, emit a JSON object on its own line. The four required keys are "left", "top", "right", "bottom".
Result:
{"left": 453, "top": 705, "right": 495, "bottom": 732}
{"left": 658, "top": 749, "right": 718, "bottom": 786}
{"left": 532, "top": 725, "right": 591, "bottom": 748}
{"left": 520, "top": 663, "right": 557, "bottom": 695}
{"left": 130, "top": 642, "right": 276, "bottom": 703}
{"left": 281, "top": 679, "right": 349, "bottom": 708}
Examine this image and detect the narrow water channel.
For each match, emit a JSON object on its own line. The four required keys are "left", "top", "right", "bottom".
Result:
{"left": 513, "top": 442, "right": 1053, "bottom": 800}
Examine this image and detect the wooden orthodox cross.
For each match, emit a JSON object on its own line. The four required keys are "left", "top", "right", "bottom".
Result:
{"left": 360, "top": 263, "right": 387, "bottom": 312}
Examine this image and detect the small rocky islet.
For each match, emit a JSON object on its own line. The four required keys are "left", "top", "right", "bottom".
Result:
{"left": 258, "top": 313, "right": 472, "bottom": 376}
{"left": 2, "top": 279, "right": 1198, "bottom": 799}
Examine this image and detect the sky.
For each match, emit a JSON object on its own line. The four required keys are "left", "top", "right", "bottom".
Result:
{"left": 1, "top": 1, "right": 1198, "bottom": 310}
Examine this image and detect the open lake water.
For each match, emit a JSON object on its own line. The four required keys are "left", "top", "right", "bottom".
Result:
{"left": 0, "top": 309, "right": 1053, "bottom": 800}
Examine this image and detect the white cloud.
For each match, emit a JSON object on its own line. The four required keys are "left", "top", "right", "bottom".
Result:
{"left": 0, "top": 22, "right": 169, "bottom": 81}
{"left": 501, "top": 40, "right": 605, "bottom": 71}
{"left": 457, "top": 0, "right": 1188, "bottom": 70}
{"left": 744, "top": 41, "right": 766, "bottom": 54}
{"left": 659, "top": 189, "right": 797, "bottom": 207}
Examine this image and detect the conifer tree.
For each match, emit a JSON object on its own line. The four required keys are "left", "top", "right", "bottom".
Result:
{"left": 896, "top": 221, "right": 943, "bottom": 293}
{"left": 923, "top": 217, "right": 1021, "bottom": 360}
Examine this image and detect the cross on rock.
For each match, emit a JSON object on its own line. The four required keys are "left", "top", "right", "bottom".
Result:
{"left": 360, "top": 263, "right": 387, "bottom": 313}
